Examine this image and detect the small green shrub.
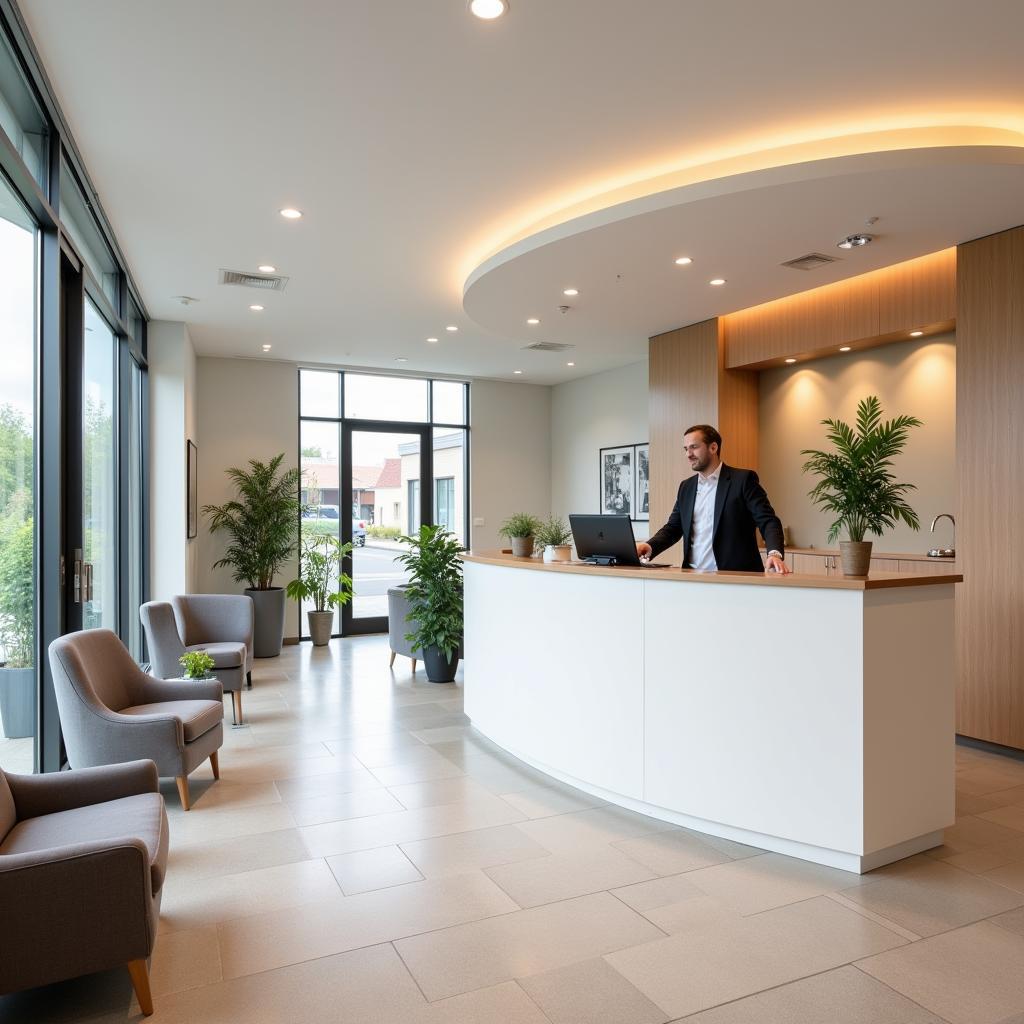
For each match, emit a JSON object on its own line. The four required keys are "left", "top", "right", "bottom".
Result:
{"left": 367, "top": 525, "right": 402, "bottom": 539}
{"left": 534, "top": 516, "right": 572, "bottom": 549}
{"left": 179, "top": 651, "right": 216, "bottom": 679}
{"left": 498, "top": 513, "right": 542, "bottom": 540}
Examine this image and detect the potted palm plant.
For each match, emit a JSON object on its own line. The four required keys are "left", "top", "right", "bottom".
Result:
{"left": 0, "top": 513, "right": 35, "bottom": 739}
{"left": 203, "top": 454, "right": 303, "bottom": 657}
{"left": 499, "top": 512, "right": 542, "bottom": 558}
{"left": 535, "top": 516, "right": 573, "bottom": 562}
{"left": 801, "top": 395, "right": 922, "bottom": 576}
{"left": 395, "top": 524, "right": 464, "bottom": 683}
{"left": 286, "top": 534, "right": 354, "bottom": 646}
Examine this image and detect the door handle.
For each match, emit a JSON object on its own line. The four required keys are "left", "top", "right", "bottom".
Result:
{"left": 83, "top": 563, "right": 94, "bottom": 603}
{"left": 72, "top": 548, "right": 82, "bottom": 603}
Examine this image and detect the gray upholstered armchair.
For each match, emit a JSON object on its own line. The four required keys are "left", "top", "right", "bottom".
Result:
{"left": 48, "top": 629, "right": 224, "bottom": 811}
{"left": 140, "top": 595, "right": 253, "bottom": 725}
{"left": 0, "top": 759, "right": 167, "bottom": 1015}
{"left": 388, "top": 586, "right": 419, "bottom": 674}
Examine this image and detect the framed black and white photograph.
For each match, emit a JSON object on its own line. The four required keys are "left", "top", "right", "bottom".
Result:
{"left": 634, "top": 442, "right": 649, "bottom": 521}
{"left": 599, "top": 445, "right": 634, "bottom": 518}
{"left": 186, "top": 440, "right": 198, "bottom": 539}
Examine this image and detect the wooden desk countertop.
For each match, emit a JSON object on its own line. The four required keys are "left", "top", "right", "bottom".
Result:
{"left": 462, "top": 550, "right": 962, "bottom": 591}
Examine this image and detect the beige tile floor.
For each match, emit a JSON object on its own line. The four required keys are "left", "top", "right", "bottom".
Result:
{"left": 6, "top": 636, "right": 1024, "bottom": 1022}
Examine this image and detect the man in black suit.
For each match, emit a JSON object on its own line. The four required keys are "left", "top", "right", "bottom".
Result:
{"left": 636, "top": 424, "right": 790, "bottom": 574}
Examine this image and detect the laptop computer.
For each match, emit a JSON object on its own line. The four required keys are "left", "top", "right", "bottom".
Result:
{"left": 569, "top": 514, "right": 670, "bottom": 568}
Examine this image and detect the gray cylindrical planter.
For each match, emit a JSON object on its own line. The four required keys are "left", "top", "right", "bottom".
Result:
{"left": 423, "top": 645, "right": 459, "bottom": 683}
{"left": 839, "top": 540, "right": 873, "bottom": 577}
{"left": 307, "top": 610, "right": 334, "bottom": 647}
{"left": 0, "top": 667, "right": 36, "bottom": 739}
{"left": 510, "top": 536, "right": 534, "bottom": 558}
{"left": 246, "top": 587, "right": 286, "bottom": 658}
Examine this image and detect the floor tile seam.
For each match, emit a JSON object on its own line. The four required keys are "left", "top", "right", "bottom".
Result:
{"left": 604, "top": 887, "right": 673, "bottom": 938}
{"left": 848, "top": 961, "right": 957, "bottom": 1024}
{"left": 823, "top": 891, "right": 923, "bottom": 941}
{"left": 161, "top": 853, "right": 337, "bottom": 897}
{"left": 510, "top": 979, "right": 559, "bottom": 1023}
{"left": 389, "top": 938, "right": 439, "bottom": 1007}
{"left": 166, "top": 820, "right": 303, "bottom": 847}
{"left": 606, "top": 836, "right": 724, "bottom": 877}
{"left": 731, "top": 889, "right": 918, "bottom": 940}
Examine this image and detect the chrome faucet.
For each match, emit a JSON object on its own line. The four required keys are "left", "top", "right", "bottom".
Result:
{"left": 928, "top": 514, "right": 955, "bottom": 558}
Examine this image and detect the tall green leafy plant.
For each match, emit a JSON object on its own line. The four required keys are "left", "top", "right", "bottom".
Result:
{"left": 395, "top": 524, "right": 464, "bottom": 660}
{"left": 287, "top": 534, "right": 354, "bottom": 612}
{"left": 0, "top": 513, "right": 33, "bottom": 668}
{"left": 203, "top": 454, "right": 304, "bottom": 590}
{"left": 801, "top": 396, "right": 922, "bottom": 543}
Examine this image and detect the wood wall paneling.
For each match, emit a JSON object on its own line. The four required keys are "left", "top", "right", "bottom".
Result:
{"left": 956, "top": 225, "right": 1024, "bottom": 749}
{"left": 723, "top": 248, "right": 956, "bottom": 369}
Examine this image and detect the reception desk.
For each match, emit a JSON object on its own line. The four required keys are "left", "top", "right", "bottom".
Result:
{"left": 462, "top": 552, "right": 961, "bottom": 873}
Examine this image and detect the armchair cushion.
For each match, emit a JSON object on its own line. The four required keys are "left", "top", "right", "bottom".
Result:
{"left": 6, "top": 760, "right": 158, "bottom": 821}
{"left": 190, "top": 640, "right": 246, "bottom": 669}
{"left": 0, "top": 792, "right": 168, "bottom": 892}
{"left": 119, "top": 699, "right": 222, "bottom": 743}
{"left": 0, "top": 771, "right": 14, "bottom": 843}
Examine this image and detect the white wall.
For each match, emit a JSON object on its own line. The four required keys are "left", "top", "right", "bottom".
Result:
{"left": 148, "top": 320, "right": 197, "bottom": 601}
{"left": 195, "top": 356, "right": 301, "bottom": 637}
{"left": 759, "top": 334, "right": 956, "bottom": 550}
{"left": 550, "top": 359, "right": 650, "bottom": 541}
{"left": 469, "top": 380, "right": 551, "bottom": 551}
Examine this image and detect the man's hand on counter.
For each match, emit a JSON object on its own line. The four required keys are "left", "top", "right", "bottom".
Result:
{"left": 765, "top": 553, "right": 792, "bottom": 575}
{"left": 636, "top": 542, "right": 653, "bottom": 561}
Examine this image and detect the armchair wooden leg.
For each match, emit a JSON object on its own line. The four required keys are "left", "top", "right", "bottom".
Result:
{"left": 127, "top": 958, "right": 154, "bottom": 1016}
{"left": 210, "top": 750, "right": 220, "bottom": 780}
{"left": 246, "top": 670, "right": 252, "bottom": 689}
{"left": 232, "top": 689, "right": 243, "bottom": 725}
{"left": 175, "top": 776, "right": 191, "bottom": 811}
{"left": 389, "top": 650, "right": 396, "bottom": 668}
{"left": 411, "top": 658, "right": 417, "bottom": 674}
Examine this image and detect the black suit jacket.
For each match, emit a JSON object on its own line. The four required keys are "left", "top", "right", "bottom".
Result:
{"left": 647, "top": 464, "right": 784, "bottom": 571}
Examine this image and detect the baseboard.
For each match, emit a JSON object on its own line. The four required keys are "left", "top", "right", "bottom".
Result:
{"left": 956, "top": 733, "right": 1024, "bottom": 762}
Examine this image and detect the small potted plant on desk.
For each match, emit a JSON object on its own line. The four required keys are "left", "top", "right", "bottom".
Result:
{"left": 395, "top": 524, "right": 464, "bottom": 683}
{"left": 179, "top": 650, "right": 216, "bottom": 681}
{"left": 499, "top": 513, "right": 542, "bottom": 558}
{"left": 535, "top": 516, "right": 573, "bottom": 563}
{"left": 286, "top": 534, "right": 354, "bottom": 646}
{"left": 801, "top": 395, "right": 922, "bottom": 576}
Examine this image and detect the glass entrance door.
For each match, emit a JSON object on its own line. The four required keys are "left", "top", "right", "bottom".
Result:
{"left": 341, "top": 424, "right": 430, "bottom": 636}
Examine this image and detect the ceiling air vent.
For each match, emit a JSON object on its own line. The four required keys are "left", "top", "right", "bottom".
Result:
{"left": 521, "top": 341, "right": 574, "bottom": 352}
{"left": 780, "top": 252, "right": 838, "bottom": 271}
{"left": 218, "top": 268, "right": 290, "bottom": 291}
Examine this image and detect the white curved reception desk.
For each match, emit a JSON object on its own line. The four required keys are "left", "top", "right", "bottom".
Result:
{"left": 463, "top": 552, "right": 962, "bottom": 873}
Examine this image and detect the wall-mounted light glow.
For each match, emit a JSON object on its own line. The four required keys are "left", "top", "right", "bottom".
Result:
{"left": 446, "top": 325, "right": 458, "bottom": 332}
{"left": 674, "top": 257, "right": 692, "bottom": 266}
{"left": 910, "top": 330, "right": 924, "bottom": 337}
{"left": 469, "top": 0, "right": 509, "bottom": 19}
{"left": 709, "top": 278, "right": 726, "bottom": 286}
{"left": 257, "top": 265, "right": 276, "bottom": 273}
{"left": 563, "top": 288, "right": 579, "bottom": 296}
{"left": 279, "top": 208, "right": 302, "bottom": 219}
{"left": 261, "top": 344, "right": 272, "bottom": 352}
{"left": 427, "top": 337, "right": 439, "bottom": 343}
{"left": 785, "top": 358, "right": 797, "bottom": 364}
{"left": 527, "top": 318, "right": 540, "bottom": 325}
{"left": 249, "top": 304, "right": 264, "bottom": 311}
{"left": 839, "top": 346, "right": 852, "bottom": 352}
{"left": 567, "top": 361, "right": 575, "bottom": 367}
{"left": 513, "top": 370, "right": 523, "bottom": 375}
{"left": 395, "top": 357, "right": 408, "bottom": 363}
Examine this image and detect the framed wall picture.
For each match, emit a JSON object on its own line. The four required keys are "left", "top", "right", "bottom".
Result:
{"left": 187, "top": 440, "right": 198, "bottom": 539}
{"left": 599, "top": 445, "right": 634, "bottom": 518}
{"left": 634, "top": 442, "right": 649, "bottom": 521}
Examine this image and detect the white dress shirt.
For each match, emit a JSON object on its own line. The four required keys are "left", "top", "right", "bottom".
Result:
{"left": 689, "top": 463, "right": 723, "bottom": 570}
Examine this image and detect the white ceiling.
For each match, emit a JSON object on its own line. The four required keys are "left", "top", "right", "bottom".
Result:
{"left": 21, "top": 0, "right": 1024, "bottom": 384}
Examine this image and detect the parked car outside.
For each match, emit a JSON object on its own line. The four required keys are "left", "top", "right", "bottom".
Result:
{"left": 352, "top": 518, "right": 366, "bottom": 546}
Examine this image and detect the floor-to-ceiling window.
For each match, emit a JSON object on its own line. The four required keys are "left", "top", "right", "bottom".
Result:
{"left": 299, "top": 370, "right": 470, "bottom": 639}
{"left": 0, "top": 175, "right": 38, "bottom": 772}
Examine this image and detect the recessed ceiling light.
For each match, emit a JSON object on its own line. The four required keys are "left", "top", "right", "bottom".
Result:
{"left": 910, "top": 330, "right": 924, "bottom": 337}
{"left": 469, "top": 0, "right": 508, "bottom": 19}
{"left": 249, "top": 304, "right": 264, "bottom": 311}
{"left": 526, "top": 318, "right": 540, "bottom": 325}
{"left": 837, "top": 233, "right": 872, "bottom": 249}
{"left": 279, "top": 208, "right": 302, "bottom": 219}
{"left": 674, "top": 257, "right": 693, "bottom": 266}
{"left": 446, "top": 325, "right": 458, "bottom": 332}
{"left": 709, "top": 278, "right": 726, "bottom": 286}
{"left": 513, "top": 370, "right": 523, "bottom": 375}
{"left": 427, "top": 337, "right": 438, "bottom": 343}
{"left": 261, "top": 344, "right": 272, "bottom": 352}
{"left": 567, "top": 361, "right": 575, "bottom": 367}
{"left": 257, "top": 265, "right": 276, "bottom": 273}
{"left": 563, "top": 288, "right": 579, "bottom": 296}
{"left": 785, "top": 358, "right": 797, "bottom": 364}
{"left": 839, "top": 346, "right": 852, "bottom": 352}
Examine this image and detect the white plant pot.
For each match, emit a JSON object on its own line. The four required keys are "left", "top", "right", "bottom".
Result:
{"left": 543, "top": 544, "right": 572, "bottom": 563}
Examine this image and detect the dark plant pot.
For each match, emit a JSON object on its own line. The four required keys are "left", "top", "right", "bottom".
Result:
{"left": 0, "top": 667, "right": 36, "bottom": 739}
{"left": 510, "top": 536, "right": 534, "bottom": 558}
{"left": 423, "top": 644, "right": 460, "bottom": 683}
{"left": 840, "top": 540, "right": 873, "bottom": 577}
{"left": 246, "top": 587, "right": 286, "bottom": 658}
{"left": 308, "top": 610, "right": 334, "bottom": 647}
